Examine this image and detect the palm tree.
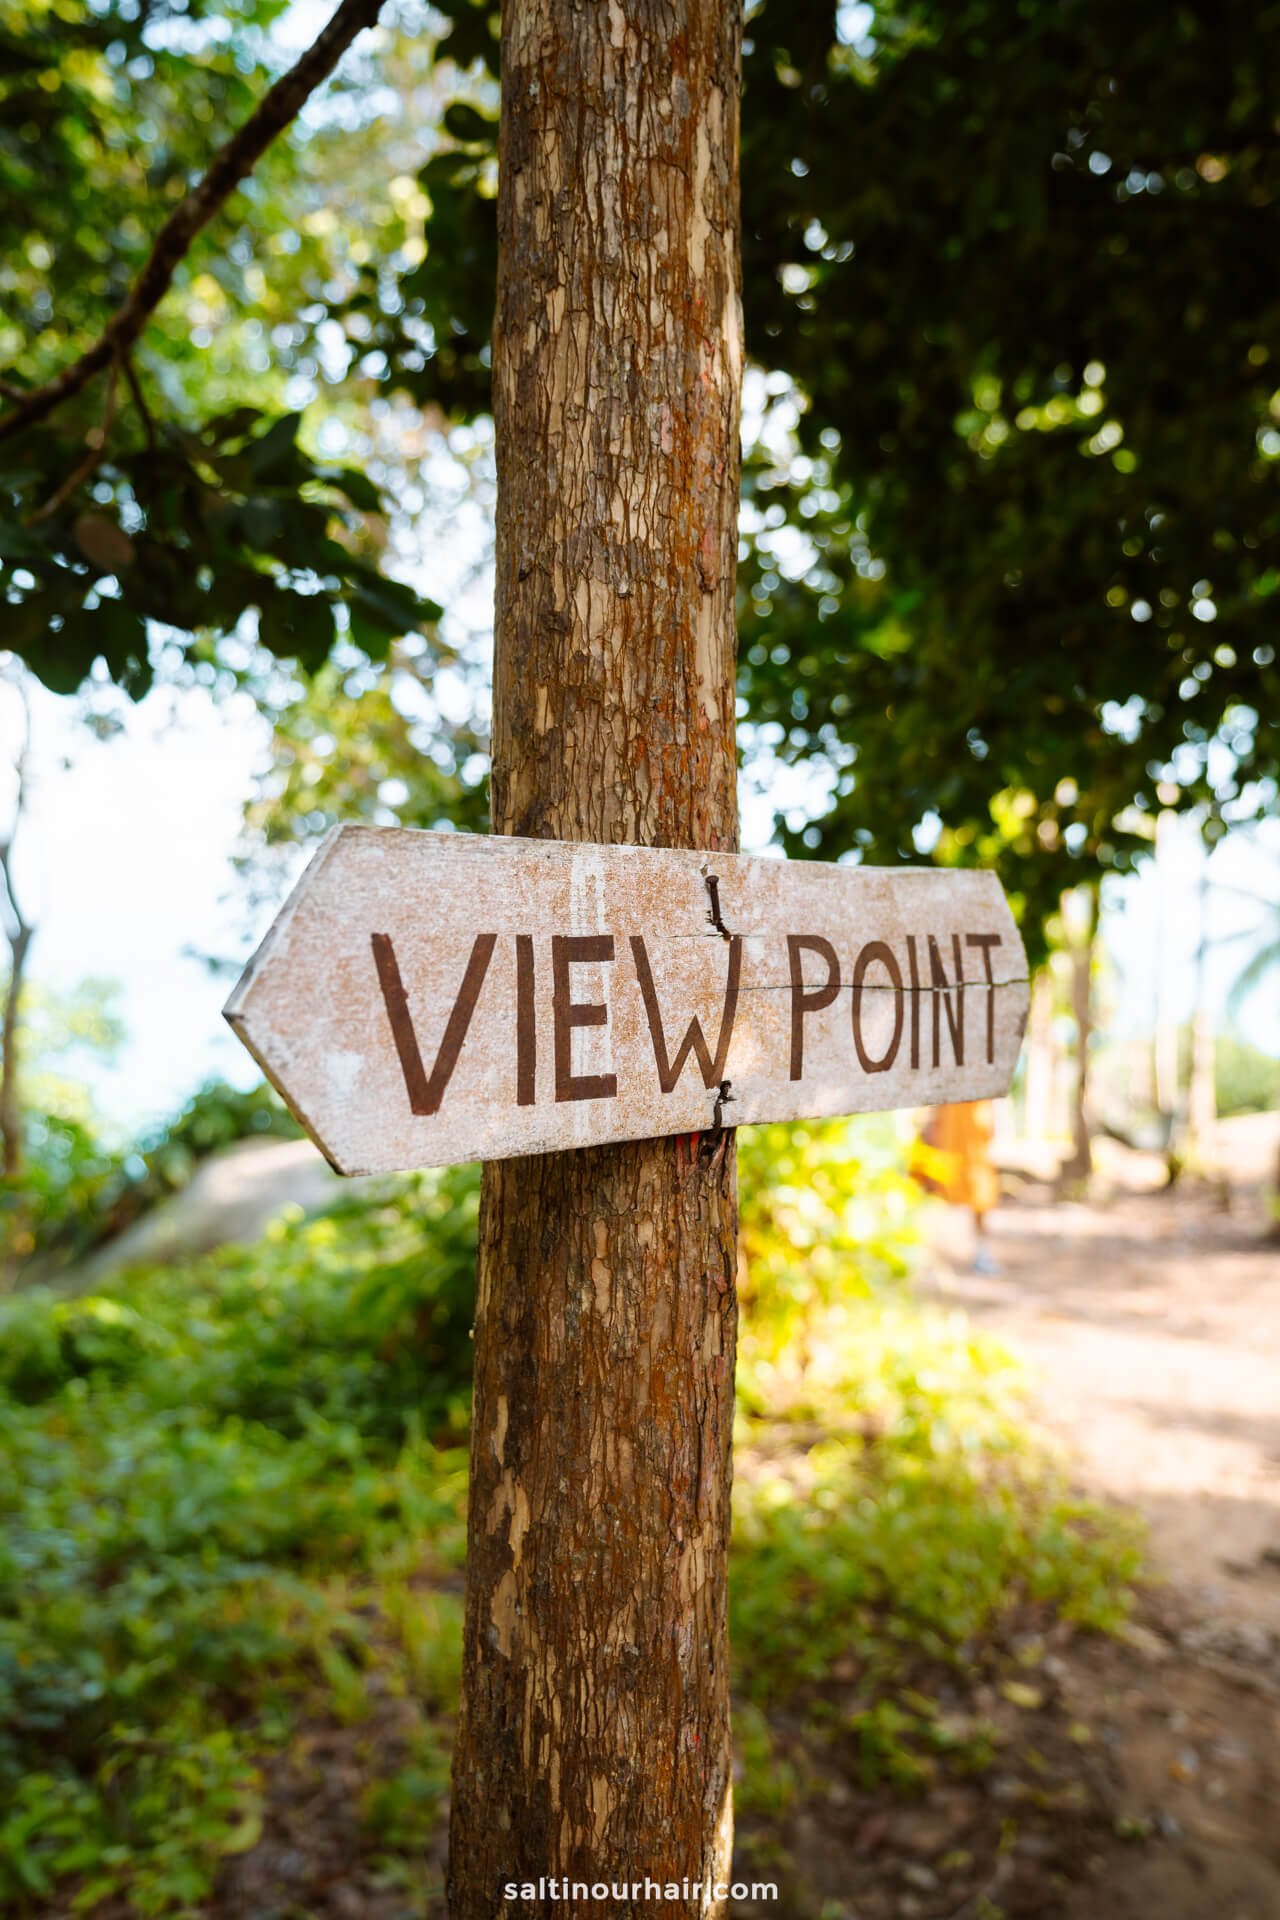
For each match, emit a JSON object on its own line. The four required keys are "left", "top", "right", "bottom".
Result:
{"left": 1224, "top": 897, "right": 1280, "bottom": 1019}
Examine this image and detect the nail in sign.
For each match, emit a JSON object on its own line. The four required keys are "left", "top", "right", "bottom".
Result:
{"left": 224, "top": 826, "right": 1030, "bottom": 1175}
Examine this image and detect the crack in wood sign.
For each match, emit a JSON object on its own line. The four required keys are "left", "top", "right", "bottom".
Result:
{"left": 224, "top": 826, "right": 1030, "bottom": 1175}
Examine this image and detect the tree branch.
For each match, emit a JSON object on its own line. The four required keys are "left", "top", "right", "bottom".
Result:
{"left": 0, "top": 0, "right": 386, "bottom": 448}
{"left": 123, "top": 354, "right": 157, "bottom": 455}
{"left": 27, "top": 358, "right": 121, "bottom": 523}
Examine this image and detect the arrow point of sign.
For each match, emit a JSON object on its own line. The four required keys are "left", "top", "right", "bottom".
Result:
{"left": 222, "top": 826, "right": 360, "bottom": 1175}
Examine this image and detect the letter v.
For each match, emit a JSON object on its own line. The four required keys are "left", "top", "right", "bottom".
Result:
{"left": 371, "top": 932, "right": 497, "bottom": 1115}
{"left": 630, "top": 935, "right": 742, "bottom": 1093}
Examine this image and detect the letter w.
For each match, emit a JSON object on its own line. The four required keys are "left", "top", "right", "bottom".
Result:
{"left": 371, "top": 932, "right": 497, "bottom": 1115}
{"left": 630, "top": 936, "right": 742, "bottom": 1093}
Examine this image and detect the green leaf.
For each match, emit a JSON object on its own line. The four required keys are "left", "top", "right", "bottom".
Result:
{"left": 246, "top": 413, "right": 303, "bottom": 482}
{"left": 258, "top": 586, "right": 335, "bottom": 668}
{"left": 443, "top": 102, "right": 496, "bottom": 145}
{"left": 237, "top": 497, "right": 285, "bottom": 549}
{"left": 347, "top": 570, "right": 438, "bottom": 643}
{"left": 316, "top": 466, "right": 382, "bottom": 513}
{"left": 0, "top": 521, "right": 40, "bottom": 560}
{"left": 201, "top": 406, "right": 263, "bottom": 447}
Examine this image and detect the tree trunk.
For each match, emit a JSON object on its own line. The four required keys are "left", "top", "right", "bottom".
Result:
{"left": 1188, "top": 1003, "right": 1216, "bottom": 1168}
{"left": 0, "top": 668, "right": 33, "bottom": 1183}
{"left": 1021, "top": 967, "right": 1055, "bottom": 1144}
{"left": 0, "top": 923, "right": 30, "bottom": 1177}
{"left": 1186, "top": 835, "right": 1216, "bottom": 1169}
{"left": 1062, "top": 900, "right": 1094, "bottom": 1184}
{"left": 1153, "top": 809, "right": 1179, "bottom": 1129}
{"left": 448, "top": 5, "right": 743, "bottom": 1917}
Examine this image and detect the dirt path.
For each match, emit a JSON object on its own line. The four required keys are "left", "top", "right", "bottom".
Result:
{"left": 923, "top": 1133, "right": 1280, "bottom": 1920}
{"left": 940, "top": 1167, "right": 1280, "bottom": 1637}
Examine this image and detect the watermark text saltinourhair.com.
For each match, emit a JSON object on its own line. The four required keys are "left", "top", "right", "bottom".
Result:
{"left": 502, "top": 1879, "right": 778, "bottom": 1903}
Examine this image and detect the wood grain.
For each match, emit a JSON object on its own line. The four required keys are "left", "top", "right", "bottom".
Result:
{"left": 225, "top": 825, "right": 1029, "bottom": 1176}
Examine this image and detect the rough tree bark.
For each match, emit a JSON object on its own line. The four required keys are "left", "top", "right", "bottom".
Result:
{"left": 448, "top": 4, "right": 743, "bottom": 1917}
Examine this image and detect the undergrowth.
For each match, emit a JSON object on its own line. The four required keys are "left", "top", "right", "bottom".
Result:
{"left": 0, "top": 1120, "right": 1139, "bottom": 1913}
{"left": 730, "top": 1121, "right": 1140, "bottom": 1813}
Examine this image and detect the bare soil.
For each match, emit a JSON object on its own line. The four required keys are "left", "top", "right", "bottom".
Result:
{"left": 916, "top": 1125, "right": 1280, "bottom": 1920}
{"left": 945, "top": 1142, "right": 1280, "bottom": 1637}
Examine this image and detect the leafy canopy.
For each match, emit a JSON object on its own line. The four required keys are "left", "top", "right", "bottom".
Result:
{"left": 402, "top": 0, "right": 1280, "bottom": 930}
{"left": 0, "top": 0, "right": 443, "bottom": 694}
{"left": 3, "top": 0, "right": 1276, "bottom": 936}
{"left": 736, "top": 0, "right": 1278, "bottom": 930}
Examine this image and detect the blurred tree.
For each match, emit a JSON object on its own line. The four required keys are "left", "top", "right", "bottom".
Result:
{"left": 1020, "top": 967, "right": 1059, "bottom": 1144}
{"left": 1213, "top": 1032, "right": 1280, "bottom": 1118}
{"left": 1060, "top": 887, "right": 1098, "bottom": 1182}
{"left": 1222, "top": 871, "right": 1280, "bottom": 1020}
{"left": 1152, "top": 810, "right": 1181, "bottom": 1127}
{"left": 0, "top": 662, "right": 32, "bottom": 1174}
{"left": 736, "top": 0, "right": 1278, "bottom": 935}
{"left": 240, "top": 638, "right": 488, "bottom": 907}
{"left": 1219, "top": 854, "right": 1280, "bottom": 1223}
{"left": 0, "top": 974, "right": 125, "bottom": 1278}
{"left": 1187, "top": 833, "right": 1219, "bottom": 1164}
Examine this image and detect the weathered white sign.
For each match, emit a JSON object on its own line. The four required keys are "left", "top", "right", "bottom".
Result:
{"left": 224, "top": 826, "right": 1030, "bottom": 1174}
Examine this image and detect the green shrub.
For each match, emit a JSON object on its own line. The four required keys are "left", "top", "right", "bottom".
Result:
{"left": 0, "top": 1167, "right": 478, "bottom": 1432}
{"left": 1214, "top": 1033, "right": 1280, "bottom": 1118}
{"left": 0, "top": 1169, "right": 475, "bottom": 1912}
{"left": 5, "top": 1080, "right": 306, "bottom": 1280}
{"left": 0, "top": 1121, "right": 1139, "bottom": 1913}
{"left": 731, "top": 1123, "right": 1139, "bottom": 1795}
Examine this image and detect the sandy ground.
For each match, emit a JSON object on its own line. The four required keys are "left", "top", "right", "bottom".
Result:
{"left": 934, "top": 1153, "right": 1280, "bottom": 1639}
{"left": 921, "top": 1116, "right": 1280, "bottom": 1920}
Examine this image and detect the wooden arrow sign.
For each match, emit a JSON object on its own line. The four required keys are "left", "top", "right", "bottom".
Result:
{"left": 224, "top": 826, "right": 1030, "bottom": 1175}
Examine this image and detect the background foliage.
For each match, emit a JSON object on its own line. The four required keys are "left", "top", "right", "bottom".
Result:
{"left": 0, "top": 1122, "right": 1136, "bottom": 1913}
{"left": 1, "top": 1063, "right": 302, "bottom": 1278}
{"left": 5, "top": 0, "right": 1276, "bottom": 947}
{"left": 0, "top": 0, "right": 449, "bottom": 695}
